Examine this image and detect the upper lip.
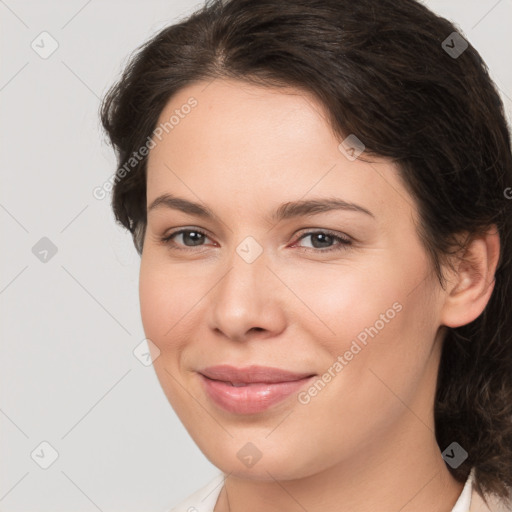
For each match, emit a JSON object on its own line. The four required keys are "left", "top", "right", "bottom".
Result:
{"left": 199, "top": 365, "right": 315, "bottom": 384}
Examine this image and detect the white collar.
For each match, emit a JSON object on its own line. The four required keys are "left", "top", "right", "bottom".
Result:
{"left": 451, "top": 467, "right": 475, "bottom": 512}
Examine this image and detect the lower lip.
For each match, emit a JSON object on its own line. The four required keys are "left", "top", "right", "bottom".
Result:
{"left": 199, "top": 374, "right": 315, "bottom": 414}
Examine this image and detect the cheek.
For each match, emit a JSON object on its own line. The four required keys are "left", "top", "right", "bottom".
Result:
{"left": 139, "top": 262, "right": 167, "bottom": 342}
{"left": 138, "top": 258, "right": 196, "bottom": 407}
{"left": 287, "top": 261, "right": 405, "bottom": 350}
{"left": 138, "top": 255, "right": 219, "bottom": 377}
{"left": 289, "top": 256, "right": 437, "bottom": 396}
{"left": 138, "top": 256, "right": 193, "bottom": 346}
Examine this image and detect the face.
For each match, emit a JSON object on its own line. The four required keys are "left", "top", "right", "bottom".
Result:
{"left": 140, "top": 78, "right": 446, "bottom": 480}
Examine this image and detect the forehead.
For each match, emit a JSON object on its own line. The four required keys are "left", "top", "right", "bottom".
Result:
{"left": 145, "top": 78, "right": 415, "bottom": 225}
{"left": 152, "top": 77, "right": 336, "bottom": 158}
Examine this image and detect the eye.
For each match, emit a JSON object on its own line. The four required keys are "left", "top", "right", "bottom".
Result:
{"left": 292, "top": 230, "right": 352, "bottom": 253}
{"left": 160, "top": 228, "right": 214, "bottom": 250}
{"left": 159, "top": 228, "right": 352, "bottom": 253}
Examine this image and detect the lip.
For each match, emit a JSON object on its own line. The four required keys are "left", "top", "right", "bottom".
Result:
{"left": 198, "top": 365, "right": 316, "bottom": 414}
{"left": 199, "top": 364, "right": 314, "bottom": 384}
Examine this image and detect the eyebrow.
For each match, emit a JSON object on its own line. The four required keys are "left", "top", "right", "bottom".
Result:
{"left": 147, "top": 193, "right": 375, "bottom": 222}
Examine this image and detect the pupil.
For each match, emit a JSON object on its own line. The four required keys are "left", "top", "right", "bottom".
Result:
{"left": 185, "top": 231, "right": 204, "bottom": 246}
{"left": 312, "top": 233, "right": 332, "bottom": 248}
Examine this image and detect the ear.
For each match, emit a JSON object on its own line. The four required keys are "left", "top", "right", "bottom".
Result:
{"left": 440, "top": 226, "right": 500, "bottom": 328}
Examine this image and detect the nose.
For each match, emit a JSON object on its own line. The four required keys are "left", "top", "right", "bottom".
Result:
{"left": 207, "top": 247, "right": 287, "bottom": 343}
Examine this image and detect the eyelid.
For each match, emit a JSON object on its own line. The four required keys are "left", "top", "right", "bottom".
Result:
{"left": 161, "top": 227, "right": 353, "bottom": 253}
{"left": 160, "top": 227, "right": 214, "bottom": 250}
{"left": 290, "top": 229, "right": 352, "bottom": 252}
{"left": 293, "top": 228, "right": 351, "bottom": 243}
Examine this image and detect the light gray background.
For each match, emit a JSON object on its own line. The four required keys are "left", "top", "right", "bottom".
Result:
{"left": 1, "top": 1, "right": 511, "bottom": 511}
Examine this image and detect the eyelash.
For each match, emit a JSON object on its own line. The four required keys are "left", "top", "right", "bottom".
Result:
{"left": 159, "top": 228, "right": 352, "bottom": 253}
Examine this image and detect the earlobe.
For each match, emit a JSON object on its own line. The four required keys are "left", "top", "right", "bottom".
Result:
{"left": 440, "top": 226, "right": 500, "bottom": 329}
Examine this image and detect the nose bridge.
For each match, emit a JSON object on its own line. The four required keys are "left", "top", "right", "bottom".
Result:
{"left": 217, "top": 240, "right": 269, "bottom": 314}
{"left": 208, "top": 236, "right": 284, "bottom": 340}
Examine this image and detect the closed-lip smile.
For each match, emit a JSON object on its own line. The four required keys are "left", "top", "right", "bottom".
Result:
{"left": 198, "top": 364, "right": 316, "bottom": 414}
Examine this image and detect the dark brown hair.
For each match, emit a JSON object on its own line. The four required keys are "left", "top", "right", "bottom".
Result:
{"left": 100, "top": 0, "right": 512, "bottom": 503}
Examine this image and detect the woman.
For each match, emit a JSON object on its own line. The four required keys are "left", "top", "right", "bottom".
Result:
{"left": 100, "top": 0, "right": 512, "bottom": 510}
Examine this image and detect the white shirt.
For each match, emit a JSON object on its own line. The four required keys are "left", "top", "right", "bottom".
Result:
{"left": 166, "top": 467, "right": 475, "bottom": 512}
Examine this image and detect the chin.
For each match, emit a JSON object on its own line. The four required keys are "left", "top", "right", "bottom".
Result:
{"left": 196, "top": 439, "right": 324, "bottom": 481}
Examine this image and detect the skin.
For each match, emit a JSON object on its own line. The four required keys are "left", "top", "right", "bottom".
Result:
{"left": 139, "top": 78, "right": 500, "bottom": 512}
